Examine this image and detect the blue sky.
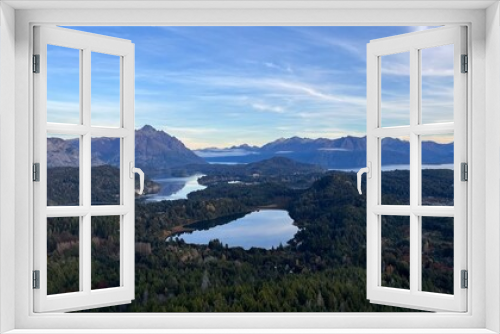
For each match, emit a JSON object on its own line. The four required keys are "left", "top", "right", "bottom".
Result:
{"left": 48, "top": 26, "right": 453, "bottom": 149}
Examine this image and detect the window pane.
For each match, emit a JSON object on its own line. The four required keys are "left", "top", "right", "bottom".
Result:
{"left": 422, "top": 217, "right": 454, "bottom": 294}
{"left": 47, "top": 134, "right": 80, "bottom": 206}
{"left": 381, "top": 215, "right": 410, "bottom": 290}
{"left": 381, "top": 136, "right": 410, "bottom": 205}
{"left": 91, "top": 216, "right": 120, "bottom": 290}
{"left": 421, "top": 134, "right": 454, "bottom": 206}
{"left": 381, "top": 52, "right": 410, "bottom": 127}
{"left": 421, "top": 45, "right": 454, "bottom": 124}
{"left": 91, "top": 52, "right": 121, "bottom": 127}
{"left": 47, "top": 217, "right": 80, "bottom": 295}
{"left": 91, "top": 137, "right": 121, "bottom": 205}
{"left": 47, "top": 45, "right": 81, "bottom": 124}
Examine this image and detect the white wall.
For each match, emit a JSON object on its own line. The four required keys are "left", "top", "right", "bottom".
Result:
{"left": 0, "top": 2, "right": 16, "bottom": 333}
{"left": 6, "top": 5, "right": 494, "bottom": 332}
{"left": 485, "top": 2, "right": 500, "bottom": 333}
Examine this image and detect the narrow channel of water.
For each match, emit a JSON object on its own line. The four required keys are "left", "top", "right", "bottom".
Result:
{"left": 144, "top": 174, "right": 206, "bottom": 202}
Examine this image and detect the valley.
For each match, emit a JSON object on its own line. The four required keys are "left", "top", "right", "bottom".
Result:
{"left": 46, "top": 125, "right": 454, "bottom": 312}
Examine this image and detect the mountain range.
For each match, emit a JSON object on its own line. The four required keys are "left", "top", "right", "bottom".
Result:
{"left": 194, "top": 135, "right": 453, "bottom": 168}
{"left": 47, "top": 125, "right": 206, "bottom": 172}
{"left": 47, "top": 125, "right": 454, "bottom": 171}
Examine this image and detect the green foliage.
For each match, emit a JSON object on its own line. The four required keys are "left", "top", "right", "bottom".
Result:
{"left": 91, "top": 216, "right": 121, "bottom": 290}
{"left": 47, "top": 217, "right": 80, "bottom": 295}
{"left": 45, "top": 167, "right": 453, "bottom": 312}
{"left": 47, "top": 166, "right": 160, "bottom": 206}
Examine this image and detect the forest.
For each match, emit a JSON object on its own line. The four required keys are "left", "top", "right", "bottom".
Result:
{"left": 46, "top": 164, "right": 454, "bottom": 312}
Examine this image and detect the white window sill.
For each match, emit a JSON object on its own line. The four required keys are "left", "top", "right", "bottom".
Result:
{"left": 4, "top": 329, "right": 498, "bottom": 334}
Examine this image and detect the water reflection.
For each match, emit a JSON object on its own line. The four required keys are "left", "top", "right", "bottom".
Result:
{"left": 332, "top": 163, "right": 454, "bottom": 172}
{"left": 171, "top": 209, "right": 298, "bottom": 250}
{"left": 145, "top": 174, "right": 206, "bottom": 201}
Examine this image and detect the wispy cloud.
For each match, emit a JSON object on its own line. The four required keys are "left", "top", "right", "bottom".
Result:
{"left": 47, "top": 100, "right": 80, "bottom": 124}
{"left": 263, "top": 62, "right": 294, "bottom": 74}
{"left": 407, "top": 26, "right": 437, "bottom": 33}
{"left": 291, "top": 27, "right": 364, "bottom": 59}
{"left": 162, "top": 125, "right": 219, "bottom": 136}
{"left": 51, "top": 26, "right": 454, "bottom": 149}
{"left": 381, "top": 43, "right": 453, "bottom": 77}
{"left": 251, "top": 103, "right": 285, "bottom": 114}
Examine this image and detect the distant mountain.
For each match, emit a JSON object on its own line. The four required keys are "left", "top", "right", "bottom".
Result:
{"left": 47, "top": 137, "right": 80, "bottom": 168}
{"left": 47, "top": 125, "right": 454, "bottom": 172}
{"left": 47, "top": 125, "right": 206, "bottom": 172}
{"left": 135, "top": 125, "right": 206, "bottom": 171}
{"left": 194, "top": 136, "right": 454, "bottom": 169}
{"left": 229, "top": 144, "right": 260, "bottom": 151}
{"left": 245, "top": 156, "right": 324, "bottom": 175}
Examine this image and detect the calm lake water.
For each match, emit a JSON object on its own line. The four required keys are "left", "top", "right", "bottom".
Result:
{"left": 145, "top": 164, "right": 453, "bottom": 202}
{"left": 144, "top": 174, "right": 206, "bottom": 202}
{"left": 172, "top": 210, "right": 298, "bottom": 250}
{"left": 332, "top": 163, "right": 454, "bottom": 172}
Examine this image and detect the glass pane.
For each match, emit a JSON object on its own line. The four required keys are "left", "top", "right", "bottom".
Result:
{"left": 381, "top": 215, "right": 410, "bottom": 289}
{"left": 47, "top": 45, "right": 81, "bottom": 124}
{"left": 47, "top": 134, "right": 80, "bottom": 206}
{"left": 91, "top": 52, "right": 121, "bottom": 127}
{"left": 422, "top": 217, "right": 454, "bottom": 294}
{"left": 381, "top": 136, "right": 410, "bottom": 205}
{"left": 421, "top": 134, "right": 454, "bottom": 206}
{"left": 91, "top": 137, "right": 121, "bottom": 205}
{"left": 381, "top": 52, "right": 410, "bottom": 127}
{"left": 421, "top": 45, "right": 454, "bottom": 124}
{"left": 91, "top": 216, "right": 120, "bottom": 290}
{"left": 47, "top": 217, "right": 80, "bottom": 295}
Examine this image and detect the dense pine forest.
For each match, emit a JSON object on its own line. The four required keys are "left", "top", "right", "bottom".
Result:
{"left": 46, "top": 163, "right": 454, "bottom": 312}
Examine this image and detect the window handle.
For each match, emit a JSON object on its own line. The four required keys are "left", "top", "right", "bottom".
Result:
{"left": 129, "top": 162, "right": 145, "bottom": 195}
{"left": 357, "top": 162, "right": 371, "bottom": 195}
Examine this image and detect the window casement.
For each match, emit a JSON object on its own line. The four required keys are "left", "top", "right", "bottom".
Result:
{"left": 360, "top": 25, "right": 467, "bottom": 312}
{"left": 33, "top": 26, "right": 141, "bottom": 312}
{"left": 0, "top": 1, "right": 492, "bottom": 333}
{"left": 30, "top": 24, "right": 469, "bottom": 315}
{"left": 5, "top": 5, "right": 487, "bottom": 332}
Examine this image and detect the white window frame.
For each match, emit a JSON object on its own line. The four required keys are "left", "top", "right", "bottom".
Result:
{"left": 33, "top": 25, "right": 136, "bottom": 313}
{"left": 365, "top": 26, "right": 468, "bottom": 312}
{"left": 1, "top": 2, "right": 499, "bottom": 333}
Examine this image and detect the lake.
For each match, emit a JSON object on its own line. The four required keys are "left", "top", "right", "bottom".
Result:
{"left": 144, "top": 174, "right": 206, "bottom": 201}
{"left": 171, "top": 209, "right": 298, "bottom": 250}
{"left": 332, "top": 163, "right": 454, "bottom": 172}
{"left": 145, "top": 164, "right": 454, "bottom": 202}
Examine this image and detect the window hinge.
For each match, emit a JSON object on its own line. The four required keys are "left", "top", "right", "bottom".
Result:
{"left": 33, "top": 270, "right": 40, "bottom": 289}
{"left": 33, "top": 163, "right": 40, "bottom": 182}
{"left": 33, "top": 54, "right": 40, "bottom": 73}
{"left": 461, "top": 270, "right": 468, "bottom": 289}
{"left": 461, "top": 54, "right": 468, "bottom": 73}
{"left": 461, "top": 162, "right": 468, "bottom": 181}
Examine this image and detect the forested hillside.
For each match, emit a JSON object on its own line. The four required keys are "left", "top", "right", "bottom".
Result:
{"left": 46, "top": 165, "right": 453, "bottom": 312}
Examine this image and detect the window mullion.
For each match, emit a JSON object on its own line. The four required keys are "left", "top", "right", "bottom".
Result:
{"left": 82, "top": 47, "right": 92, "bottom": 294}
{"left": 409, "top": 47, "right": 420, "bottom": 294}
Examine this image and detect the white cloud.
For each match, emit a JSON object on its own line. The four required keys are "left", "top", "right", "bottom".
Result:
{"left": 137, "top": 68, "right": 368, "bottom": 111}
{"left": 251, "top": 103, "right": 285, "bottom": 114}
{"left": 407, "top": 26, "right": 433, "bottom": 33}
{"left": 264, "top": 62, "right": 278, "bottom": 69}
{"left": 297, "top": 128, "right": 366, "bottom": 139}
{"left": 291, "top": 28, "right": 364, "bottom": 59}
{"left": 264, "top": 62, "right": 294, "bottom": 73}
{"left": 47, "top": 100, "right": 80, "bottom": 124}
{"left": 162, "top": 125, "right": 219, "bottom": 136}
{"left": 322, "top": 38, "right": 363, "bottom": 57}
{"left": 381, "top": 43, "right": 454, "bottom": 77}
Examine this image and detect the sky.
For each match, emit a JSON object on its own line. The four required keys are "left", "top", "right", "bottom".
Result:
{"left": 47, "top": 26, "right": 454, "bottom": 149}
